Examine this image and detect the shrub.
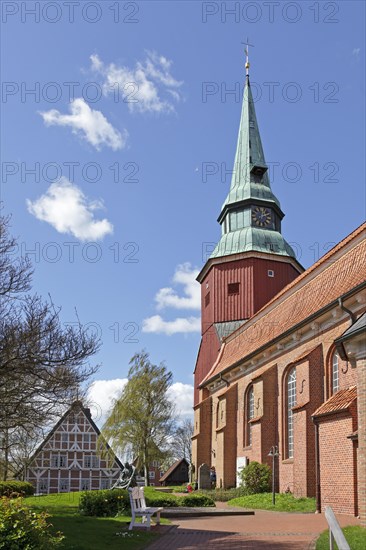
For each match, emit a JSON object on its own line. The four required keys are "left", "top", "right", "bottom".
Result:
{"left": 178, "top": 494, "right": 215, "bottom": 507}
{"left": 144, "top": 488, "right": 179, "bottom": 507}
{"left": 139, "top": 488, "right": 215, "bottom": 508}
{"left": 239, "top": 461, "right": 271, "bottom": 494}
{"left": 79, "top": 489, "right": 129, "bottom": 517}
{"left": 0, "top": 496, "right": 64, "bottom": 549}
{"left": 0, "top": 481, "right": 35, "bottom": 497}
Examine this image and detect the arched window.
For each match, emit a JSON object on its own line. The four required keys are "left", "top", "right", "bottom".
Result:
{"left": 332, "top": 352, "right": 339, "bottom": 394}
{"left": 215, "top": 402, "right": 220, "bottom": 429}
{"left": 246, "top": 386, "right": 254, "bottom": 446}
{"left": 286, "top": 368, "right": 297, "bottom": 459}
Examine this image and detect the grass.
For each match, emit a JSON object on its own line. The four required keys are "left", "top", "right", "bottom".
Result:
{"left": 228, "top": 492, "right": 316, "bottom": 512}
{"left": 316, "top": 525, "right": 366, "bottom": 549}
{"left": 198, "top": 487, "right": 248, "bottom": 502}
{"left": 25, "top": 492, "right": 160, "bottom": 549}
{"left": 167, "top": 485, "right": 189, "bottom": 492}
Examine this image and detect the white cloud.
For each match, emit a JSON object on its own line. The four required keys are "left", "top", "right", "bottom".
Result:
{"left": 87, "top": 378, "right": 193, "bottom": 425}
{"left": 142, "top": 314, "right": 201, "bottom": 335}
{"left": 27, "top": 177, "right": 113, "bottom": 241}
{"left": 87, "top": 378, "right": 127, "bottom": 426}
{"left": 39, "top": 98, "right": 127, "bottom": 151}
{"left": 155, "top": 263, "right": 200, "bottom": 310}
{"left": 142, "top": 263, "right": 201, "bottom": 335}
{"left": 352, "top": 48, "right": 360, "bottom": 56}
{"left": 170, "top": 383, "right": 194, "bottom": 419}
{"left": 90, "top": 52, "right": 183, "bottom": 114}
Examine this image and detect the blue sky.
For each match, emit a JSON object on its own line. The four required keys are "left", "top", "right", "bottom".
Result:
{"left": 1, "top": 1, "right": 365, "bottom": 423}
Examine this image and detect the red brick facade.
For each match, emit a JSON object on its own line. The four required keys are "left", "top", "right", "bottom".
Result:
{"left": 193, "top": 225, "right": 366, "bottom": 518}
{"left": 357, "top": 359, "right": 366, "bottom": 525}
{"left": 316, "top": 410, "right": 358, "bottom": 515}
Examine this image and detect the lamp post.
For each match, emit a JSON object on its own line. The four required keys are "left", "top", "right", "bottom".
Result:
{"left": 268, "top": 445, "right": 279, "bottom": 505}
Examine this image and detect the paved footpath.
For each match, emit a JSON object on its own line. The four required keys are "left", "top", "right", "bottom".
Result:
{"left": 146, "top": 502, "right": 361, "bottom": 549}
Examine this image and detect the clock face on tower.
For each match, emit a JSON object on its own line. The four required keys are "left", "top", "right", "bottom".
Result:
{"left": 251, "top": 206, "right": 272, "bottom": 228}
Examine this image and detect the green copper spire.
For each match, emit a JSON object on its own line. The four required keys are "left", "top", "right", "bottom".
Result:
{"left": 210, "top": 52, "right": 296, "bottom": 260}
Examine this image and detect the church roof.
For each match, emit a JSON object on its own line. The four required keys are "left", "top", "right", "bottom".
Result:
{"left": 200, "top": 222, "right": 366, "bottom": 386}
{"left": 210, "top": 227, "right": 296, "bottom": 259}
{"left": 209, "top": 67, "right": 297, "bottom": 261}
{"left": 214, "top": 320, "right": 247, "bottom": 342}
{"left": 220, "top": 79, "right": 276, "bottom": 210}
{"left": 312, "top": 386, "right": 357, "bottom": 418}
{"left": 337, "top": 311, "right": 366, "bottom": 340}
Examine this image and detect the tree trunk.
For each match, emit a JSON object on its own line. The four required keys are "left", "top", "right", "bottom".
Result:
{"left": 143, "top": 448, "right": 149, "bottom": 486}
{"left": 3, "top": 428, "right": 9, "bottom": 481}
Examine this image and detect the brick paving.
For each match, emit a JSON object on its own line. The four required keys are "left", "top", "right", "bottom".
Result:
{"left": 145, "top": 507, "right": 361, "bottom": 549}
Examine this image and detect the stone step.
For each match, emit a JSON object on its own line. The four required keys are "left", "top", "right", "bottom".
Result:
{"left": 161, "top": 507, "right": 255, "bottom": 518}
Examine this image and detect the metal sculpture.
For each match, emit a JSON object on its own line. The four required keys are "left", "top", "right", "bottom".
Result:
{"left": 111, "top": 462, "right": 137, "bottom": 490}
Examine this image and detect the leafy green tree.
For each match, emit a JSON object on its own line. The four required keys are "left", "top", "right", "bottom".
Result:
{"left": 103, "top": 351, "right": 175, "bottom": 485}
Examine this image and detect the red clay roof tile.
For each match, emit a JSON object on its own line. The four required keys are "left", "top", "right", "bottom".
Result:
{"left": 312, "top": 386, "right": 357, "bottom": 417}
{"left": 201, "top": 224, "right": 366, "bottom": 384}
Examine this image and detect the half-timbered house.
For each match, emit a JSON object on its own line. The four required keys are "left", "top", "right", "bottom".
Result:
{"left": 25, "top": 401, "right": 123, "bottom": 494}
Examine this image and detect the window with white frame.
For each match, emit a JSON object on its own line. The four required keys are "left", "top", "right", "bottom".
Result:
{"left": 61, "top": 432, "right": 68, "bottom": 444}
{"left": 59, "top": 478, "right": 69, "bottom": 492}
{"left": 51, "top": 454, "right": 67, "bottom": 468}
{"left": 100, "top": 478, "right": 110, "bottom": 490}
{"left": 81, "top": 478, "right": 90, "bottom": 491}
{"left": 247, "top": 386, "right": 254, "bottom": 446}
{"left": 83, "top": 433, "right": 91, "bottom": 449}
{"left": 84, "top": 455, "right": 100, "bottom": 469}
{"left": 286, "top": 368, "right": 297, "bottom": 459}
{"left": 38, "top": 480, "right": 48, "bottom": 493}
{"left": 332, "top": 352, "right": 340, "bottom": 394}
{"left": 148, "top": 471, "right": 155, "bottom": 479}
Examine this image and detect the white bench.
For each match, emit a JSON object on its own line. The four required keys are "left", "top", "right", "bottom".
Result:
{"left": 128, "top": 486, "right": 163, "bottom": 530}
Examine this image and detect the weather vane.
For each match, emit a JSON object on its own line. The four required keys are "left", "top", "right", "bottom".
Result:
{"left": 241, "top": 37, "right": 254, "bottom": 77}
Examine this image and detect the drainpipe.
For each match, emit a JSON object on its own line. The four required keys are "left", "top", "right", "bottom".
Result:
{"left": 220, "top": 373, "right": 230, "bottom": 387}
{"left": 313, "top": 417, "right": 321, "bottom": 513}
{"left": 338, "top": 297, "right": 356, "bottom": 324}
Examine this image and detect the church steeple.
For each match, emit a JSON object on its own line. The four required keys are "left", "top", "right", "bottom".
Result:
{"left": 194, "top": 49, "right": 303, "bottom": 408}
{"left": 210, "top": 50, "right": 296, "bottom": 260}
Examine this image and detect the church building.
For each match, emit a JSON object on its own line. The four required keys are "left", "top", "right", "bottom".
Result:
{"left": 192, "top": 53, "right": 366, "bottom": 522}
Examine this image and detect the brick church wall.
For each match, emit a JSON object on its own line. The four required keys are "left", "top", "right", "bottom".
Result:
{"left": 192, "top": 397, "right": 212, "bottom": 478}
{"left": 276, "top": 344, "right": 324, "bottom": 497}
{"left": 318, "top": 411, "right": 357, "bottom": 515}
{"left": 357, "top": 358, "right": 366, "bottom": 525}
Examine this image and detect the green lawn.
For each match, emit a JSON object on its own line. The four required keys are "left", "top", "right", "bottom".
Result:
{"left": 25, "top": 492, "right": 160, "bottom": 550}
{"left": 316, "top": 525, "right": 366, "bottom": 549}
{"left": 228, "top": 492, "right": 316, "bottom": 512}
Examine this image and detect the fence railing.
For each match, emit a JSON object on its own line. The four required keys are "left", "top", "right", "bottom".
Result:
{"left": 324, "top": 506, "right": 350, "bottom": 550}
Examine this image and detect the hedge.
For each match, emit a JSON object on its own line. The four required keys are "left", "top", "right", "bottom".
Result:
{"left": 0, "top": 481, "right": 35, "bottom": 497}
{"left": 178, "top": 494, "right": 215, "bottom": 507}
{"left": 144, "top": 488, "right": 179, "bottom": 508}
{"left": 79, "top": 488, "right": 215, "bottom": 517}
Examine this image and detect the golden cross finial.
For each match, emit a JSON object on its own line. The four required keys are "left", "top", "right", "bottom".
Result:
{"left": 241, "top": 38, "right": 254, "bottom": 77}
